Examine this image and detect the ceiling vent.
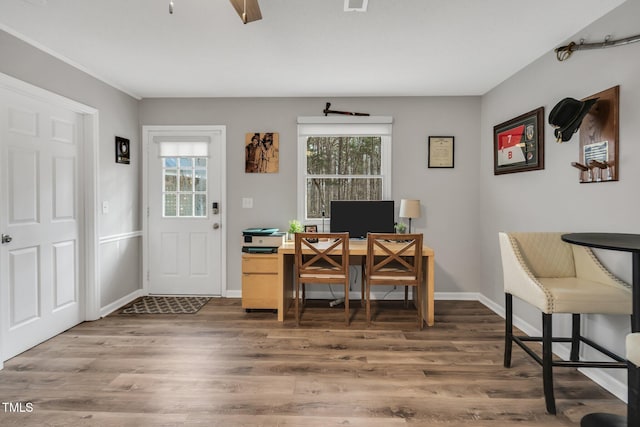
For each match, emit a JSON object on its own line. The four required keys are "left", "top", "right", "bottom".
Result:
{"left": 344, "top": 0, "right": 368, "bottom": 12}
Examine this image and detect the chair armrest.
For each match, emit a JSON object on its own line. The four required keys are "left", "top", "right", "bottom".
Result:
{"left": 499, "top": 232, "right": 552, "bottom": 312}
{"left": 572, "top": 245, "right": 631, "bottom": 291}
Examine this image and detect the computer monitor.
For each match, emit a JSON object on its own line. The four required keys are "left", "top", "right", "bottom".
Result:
{"left": 330, "top": 200, "right": 395, "bottom": 239}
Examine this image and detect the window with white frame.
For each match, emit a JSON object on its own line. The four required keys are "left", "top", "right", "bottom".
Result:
{"left": 297, "top": 116, "right": 392, "bottom": 223}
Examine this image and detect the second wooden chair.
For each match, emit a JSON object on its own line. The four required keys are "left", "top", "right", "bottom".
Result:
{"left": 365, "top": 233, "right": 423, "bottom": 329}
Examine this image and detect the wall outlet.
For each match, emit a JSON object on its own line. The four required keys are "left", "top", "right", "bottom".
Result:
{"left": 242, "top": 197, "right": 253, "bottom": 209}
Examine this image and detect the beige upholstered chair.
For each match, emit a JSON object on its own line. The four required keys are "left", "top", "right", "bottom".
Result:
{"left": 498, "top": 232, "right": 632, "bottom": 414}
{"left": 365, "top": 233, "right": 423, "bottom": 329}
{"left": 294, "top": 232, "right": 350, "bottom": 326}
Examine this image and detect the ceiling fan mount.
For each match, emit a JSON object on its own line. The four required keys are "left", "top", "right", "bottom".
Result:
{"left": 229, "top": 0, "right": 262, "bottom": 24}
{"left": 168, "top": 0, "right": 262, "bottom": 24}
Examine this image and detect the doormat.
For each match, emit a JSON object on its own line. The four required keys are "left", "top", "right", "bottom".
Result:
{"left": 120, "top": 296, "right": 210, "bottom": 314}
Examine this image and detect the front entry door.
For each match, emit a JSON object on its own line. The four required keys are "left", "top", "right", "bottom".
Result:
{"left": 0, "top": 86, "right": 83, "bottom": 361}
{"left": 145, "top": 126, "right": 225, "bottom": 295}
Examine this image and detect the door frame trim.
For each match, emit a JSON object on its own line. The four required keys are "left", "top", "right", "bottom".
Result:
{"left": 0, "top": 72, "right": 100, "bottom": 367}
{"left": 142, "top": 125, "right": 227, "bottom": 296}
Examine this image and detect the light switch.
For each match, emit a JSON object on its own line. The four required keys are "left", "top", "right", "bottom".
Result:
{"left": 242, "top": 197, "right": 253, "bottom": 209}
{"left": 102, "top": 201, "right": 109, "bottom": 214}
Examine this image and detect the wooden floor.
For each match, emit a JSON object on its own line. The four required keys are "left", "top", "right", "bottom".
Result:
{"left": 0, "top": 299, "right": 627, "bottom": 426}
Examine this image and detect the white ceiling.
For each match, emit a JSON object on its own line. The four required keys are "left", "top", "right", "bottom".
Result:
{"left": 0, "top": 0, "right": 627, "bottom": 99}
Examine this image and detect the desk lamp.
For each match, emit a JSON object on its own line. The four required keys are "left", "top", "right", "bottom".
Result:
{"left": 399, "top": 199, "right": 421, "bottom": 233}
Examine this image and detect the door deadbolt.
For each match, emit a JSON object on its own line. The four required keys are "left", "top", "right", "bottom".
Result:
{"left": 1, "top": 234, "right": 12, "bottom": 244}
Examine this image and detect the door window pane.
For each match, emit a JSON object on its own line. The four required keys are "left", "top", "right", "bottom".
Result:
{"left": 162, "top": 157, "right": 208, "bottom": 218}
{"left": 195, "top": 194, "right": 207, "bottom": 216}
{"left": 164, "top": 194, "right": 177, "bottom": 216}
{"left": 179, "top": 194, "right": 193, "bottom": 216}
{"left": 180, "top": 169, "right": 193, "bottom": 191}
{"left": 195, "top": 169, "right": 207, "bottom": 191}
{"left": 164, "top": 170, "right": 177, "bottom": 191}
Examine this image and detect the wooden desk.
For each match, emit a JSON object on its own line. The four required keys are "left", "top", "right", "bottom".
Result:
{"left": 275, "top": 239, "right": 435, "bottom": 327}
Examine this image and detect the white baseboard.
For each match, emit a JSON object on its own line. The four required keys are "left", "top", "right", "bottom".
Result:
{"left": 436, "top": 291, "right": 481, "bottom": 301}
{"left": 100, "top": 289, "right": 145, "bottom": 318}
{"left": 578, "top": 366, "right": 627, "bottom": 403}
{"left": 226, "top": 290, "right": 242, "bottom": 299}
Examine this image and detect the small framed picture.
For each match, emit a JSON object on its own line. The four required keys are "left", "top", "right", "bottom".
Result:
{"left": 304, "top": 225, "right": 318, "bottom": 243}
{"left": 245, "top": 132, "right": 279, "bottom": 173}
{"left": 115, "top": 136, "right": 130, "bottom": 164}
{"left": 428, "top": 136, "right": 454, "bottom": 168}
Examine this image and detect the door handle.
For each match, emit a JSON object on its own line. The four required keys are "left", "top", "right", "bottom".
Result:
{"left": 1, "top": 234, "right": 12, "bottom": 244}
{"left": 213, "top": 223, "right": 220, "bottom": 230}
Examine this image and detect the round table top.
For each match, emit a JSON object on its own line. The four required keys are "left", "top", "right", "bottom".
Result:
{"left": 562, "top": 232, "right": 640, "bottom": 253}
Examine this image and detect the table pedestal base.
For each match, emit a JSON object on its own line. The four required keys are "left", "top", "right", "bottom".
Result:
{"left": 580, "top": 413, "right": 626, "bottom": 427}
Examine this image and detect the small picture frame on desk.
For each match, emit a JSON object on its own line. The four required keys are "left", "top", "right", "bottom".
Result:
{"left": 304, "top": 225, "right": 318, "bottom": 243}
{"left": 428, "top": 136, "right": 454, "bottom": 168}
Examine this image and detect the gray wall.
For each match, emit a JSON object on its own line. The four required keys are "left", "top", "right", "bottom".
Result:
{"left": 0, "top": 30, "right": 142, "bottom": 312}
{"left": 479, "top": 0, "right": 640, "bottom": 389}
{"left": 139, "top": 97, "right": 482, "bottom": 296}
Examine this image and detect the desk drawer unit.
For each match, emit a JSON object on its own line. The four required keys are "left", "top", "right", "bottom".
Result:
{"left": 242, "top": 253, "right": 278, "bottom": 309}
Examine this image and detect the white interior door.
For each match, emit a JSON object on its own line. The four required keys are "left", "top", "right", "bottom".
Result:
{"left": 145, "top": 126, "right": 225, "bottom": 295}
{"left": 0, "top": 87, "right": 83, "bottom": 361}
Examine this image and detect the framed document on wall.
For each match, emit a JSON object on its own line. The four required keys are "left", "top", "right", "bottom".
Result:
{"left": 428, "top": 136, "right": 454, "bottom": 168}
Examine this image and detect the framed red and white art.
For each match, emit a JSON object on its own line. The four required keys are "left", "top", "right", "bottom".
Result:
{"left": 493, "top": 107, "right": 544, "bottom": 175}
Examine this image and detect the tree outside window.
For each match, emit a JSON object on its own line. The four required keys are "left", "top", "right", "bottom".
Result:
{"left": 305, "top": 136, "right": 383, "bottom": 220}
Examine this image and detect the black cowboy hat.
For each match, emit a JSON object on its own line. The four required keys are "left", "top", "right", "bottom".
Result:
{"left": 548, "top": 97, "right": 598, "bottom": 142}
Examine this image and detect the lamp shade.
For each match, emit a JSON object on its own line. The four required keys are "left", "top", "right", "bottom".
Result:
{"left": 399, "top": 199, "right": 421, "bottom": 219}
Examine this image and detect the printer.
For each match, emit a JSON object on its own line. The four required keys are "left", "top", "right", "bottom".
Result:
{"left": 242, "top": 228, "right": 286, "bottom": 253}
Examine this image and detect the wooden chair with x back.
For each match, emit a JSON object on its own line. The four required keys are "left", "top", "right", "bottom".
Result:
{"left": 294, "top": 232, "right": 350, "bottom": 326}
{"left": 365, "top": 233, "right": 423, "bottom": 329}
